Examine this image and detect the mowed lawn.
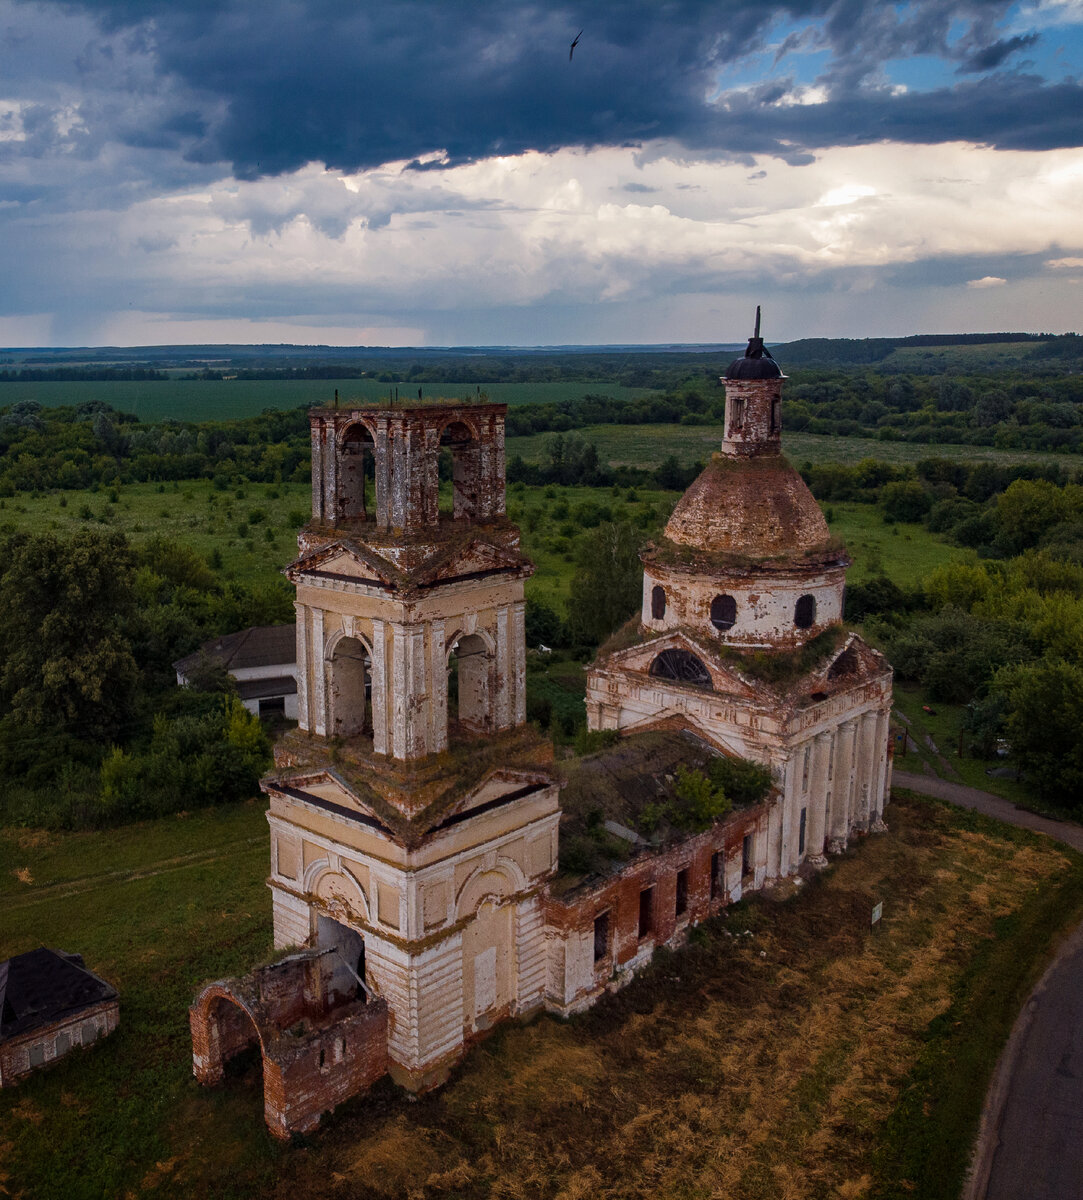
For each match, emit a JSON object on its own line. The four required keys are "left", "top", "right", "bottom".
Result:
{"left": 1, "top": 794, "right": 1081, "bottom": 1199}
{"left": 0, "top": 379, "right": 658, "bottom": 423}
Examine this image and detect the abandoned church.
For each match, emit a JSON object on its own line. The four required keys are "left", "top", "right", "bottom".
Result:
{"left": 189, "top": 325, "right": 894, "bottom": 1138}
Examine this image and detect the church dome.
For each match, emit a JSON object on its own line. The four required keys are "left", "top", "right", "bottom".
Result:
{"left": 660, "top": 453, "right": 835, "bottom": 565}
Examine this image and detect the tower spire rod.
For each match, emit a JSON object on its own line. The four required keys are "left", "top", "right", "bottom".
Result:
{"left": 754, "top": 305, "right": 761, "bottom": 340}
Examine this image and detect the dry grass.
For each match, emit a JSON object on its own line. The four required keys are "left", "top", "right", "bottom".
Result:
{"left": 219, "top": 794, "right": 1077, "bottom": 1200}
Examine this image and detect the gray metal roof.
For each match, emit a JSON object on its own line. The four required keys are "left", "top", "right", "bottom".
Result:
{"left": 174, "top": 623, "right": 296, "bottom": 675}
{"left": 0, "top": 949, "right": 117, "bottom": 1042}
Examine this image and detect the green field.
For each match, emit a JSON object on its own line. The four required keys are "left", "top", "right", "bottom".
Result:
{"left": 508, "top": 422, "right": 1083, "bottom": 471}
{"left": 0, "top": 379, "right": 658, "bottom": 423}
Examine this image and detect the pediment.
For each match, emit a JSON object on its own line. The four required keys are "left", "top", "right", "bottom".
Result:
{"left": 286, "top": 539, "right": 398, "bottom": 587}
{"left": 432, "top": 766, "right": 551, "bottom": 830}
{"left": 413, "top": 537, "right": 530, "bottom": 586}
{"left": 272, "top": 769, "right": 391, "bottom": 832}
{"left": 810, "top": 633, "right": 889, "bottom": 688}
{"left": 605, "top": 630, "right": 761, "bottom": 699}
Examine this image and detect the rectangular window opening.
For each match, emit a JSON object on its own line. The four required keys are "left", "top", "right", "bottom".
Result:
{"left": 593, "top": 911, "right": 610, "bottom": 963}
{"left": 742, "top": 834, "right": 753, "bottom": 879}
{"left": 710, "top": 850, "right": 722, "bottom": 900}
{"left": 675, "top": 868, "right": 689, "bottom": 917}
{"left": 802, "top": 745, "right": 811, "bottom": 791}
{"left": 799, "top": 808, "right": 807, "bottom": 856}
{"left": 638, "top": 887, "right": 653, "bottom": 940}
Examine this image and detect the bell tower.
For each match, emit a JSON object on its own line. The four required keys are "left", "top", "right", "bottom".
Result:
{"left": 293, "top": 401, "right": 530, "bottom": 765}
{"left": 262, "top": 396, "right": 559, "bottom": 1092}
{"left": 721, "top": 306, "right": 784, "bottom": 458}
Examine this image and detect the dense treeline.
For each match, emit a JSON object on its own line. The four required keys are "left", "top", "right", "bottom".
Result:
{"left": 0, "top": 367, "right": 168, "bottom": 382}
{"left": 0, "top": 529, "right": 290, "bottom": 828}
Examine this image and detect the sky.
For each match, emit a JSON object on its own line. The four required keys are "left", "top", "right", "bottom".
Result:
{"left": 1, "top": 0, "right": 1082, "bottom": 348}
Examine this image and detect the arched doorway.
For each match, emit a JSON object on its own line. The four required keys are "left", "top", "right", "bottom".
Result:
{"left": 192, "top": 991, "right": 265, "bottom": 1094}
{"left": 329, "top": 635, "right": 370, "bottom": 737}
{"left": 338, "top": 423, "right": 375, "bottom": 521}
{"left": 439, "top": 420, "right": 480, "bottom": 520}
{"left": 448, "top": 632, "right": 492, "bottom": 731}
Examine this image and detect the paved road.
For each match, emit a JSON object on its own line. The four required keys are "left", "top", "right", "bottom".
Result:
{"left": 892, "top": 770, "right": 1083, "bottom": 1200}
{"left": 892, "top": 769, "right": 1083, "bottom": 853}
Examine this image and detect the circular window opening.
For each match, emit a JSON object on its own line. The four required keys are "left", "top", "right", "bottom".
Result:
{"left": 651, "top": 585, "right": 666, "bottom": 620}
{"left": 795, "top": 594, "right": 817, "bottom": 629}
{"left": 710, "top": 594, "right": 737, "bottom": 631}
{"left": 648, "top": 649, "right": 712, "bottom": 690}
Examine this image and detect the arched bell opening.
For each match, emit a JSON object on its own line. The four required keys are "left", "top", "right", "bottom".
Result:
{"left": 439, "top": 420, "right": 481, "bottom": 520}
{"left": 339, "top": 423, "right": 375, "bottom": 522}
{"left": 648, "top": 648, "right": 713, "bottom": 691}
{"left": 329, "top": 636, "right": 371, "bottom": 737}
{"left": 448, "top": 632, "right": 492, "bottom": 732}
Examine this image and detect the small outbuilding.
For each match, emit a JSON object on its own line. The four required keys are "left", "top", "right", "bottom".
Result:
{"left": 174, "top": 623, "right": 298, "bottom": 718}
{"left": 0, "top": 948, "right": 119, "bottom": 1086}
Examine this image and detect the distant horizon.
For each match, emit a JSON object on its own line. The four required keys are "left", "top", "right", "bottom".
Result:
{"left": 0, "top": 330, "right": 1069, "bottom": 356}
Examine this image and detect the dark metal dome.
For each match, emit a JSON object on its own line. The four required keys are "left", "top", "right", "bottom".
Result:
{"left": 725, "top": 306, "right": 783, "bottom": 380}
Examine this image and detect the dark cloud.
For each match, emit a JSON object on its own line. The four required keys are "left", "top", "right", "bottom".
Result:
{"left": 957, "top": 32, "right": 1040, "bottom": 73}
{"left": 12, "top": 0, "right": 1076, "bottom": 181}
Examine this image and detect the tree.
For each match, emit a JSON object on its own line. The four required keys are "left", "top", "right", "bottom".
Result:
{"left": 566, "top": 521, "right": 642, "bottom": 645}
{"left": 0, "top": 530, "right": 139, "bottom": 754}
{"left": 994, "top": 659, "right": 1083, "bottom": 809}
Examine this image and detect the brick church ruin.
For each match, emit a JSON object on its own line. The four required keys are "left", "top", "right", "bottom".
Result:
{"left": 190, "top": 322, "right": 894, "bottom": 1138}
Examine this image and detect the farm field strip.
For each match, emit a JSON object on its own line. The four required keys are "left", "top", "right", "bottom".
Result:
{"left": 507, "top": 423, "right": 1083, "bottom": 470}
{"left": 0, "top": 378, "right": 658, "bottom": 422}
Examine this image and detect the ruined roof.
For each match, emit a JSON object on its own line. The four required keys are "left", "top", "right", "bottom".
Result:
{"left": 658, "top": 453, "right": 838, "bottom": 566}
{"left": 266, "top": 722, "right": 554, "bottom": 846}
{"left": 0, "top": 949, "right": 117, "bottom": 1042}
{"left": 174, "top": 623, "right": 295, "bottom": 675}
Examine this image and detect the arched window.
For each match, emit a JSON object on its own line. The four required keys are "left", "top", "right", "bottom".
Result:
{"left": 439, "top": 420, "right": 480, "bottom": 520}
{"left": 339, "top": 423, "right": 375, "bottom": 521}
{"left": 710, "top": 594, "right": 737, "bottom": 631}
{"left": 795, "top": 594, "right": 816, "bottom": 629}
{"left": 651, "top": 585, "right": 666, "bottom": 620}
{"left": 649, "top": 649, "right": 712, "bottom": 690}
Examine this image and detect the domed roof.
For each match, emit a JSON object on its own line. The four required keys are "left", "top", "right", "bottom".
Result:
{"left": 660, "top": 454, "right": 835, "bottom": 564}
{"left": 724, "top": 304, "right": 783, "bottom": 380}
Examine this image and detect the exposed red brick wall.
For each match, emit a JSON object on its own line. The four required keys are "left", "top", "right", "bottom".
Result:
{"left": 190, "top": 952, "right": 389, "bottom": 1139}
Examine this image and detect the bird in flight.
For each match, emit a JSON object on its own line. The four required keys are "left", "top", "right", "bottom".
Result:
{"left": 569, "top": 29, "right": 582, "bottom": 60}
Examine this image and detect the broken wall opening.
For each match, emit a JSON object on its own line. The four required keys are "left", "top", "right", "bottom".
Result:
{"left": 316, "top": 914, "right": 367, "bottom": 1004}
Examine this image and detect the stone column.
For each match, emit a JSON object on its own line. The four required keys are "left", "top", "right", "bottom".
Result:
{"left": 855, "top": 711, "right": 879, "bottom": 833}
{"left": 323, "top": 422, "right": 337, "bottom": 524}
{"left": 806, "top": 731, "right": 831, "bottom": 865}
{"left": 829, "top": 720, "right": 856, "bottom": 852}
{"left": 294, "top": 602, "right": 310, "bottom": 732}
{"left": 375, "top": 419, "right": 390, "bottom": 532}
{"left": 391, "top": 623, "right": 407, "bottom": 759}
{"left": 423, "top": 426, "right": 440, "bottom": 526}
{"left": 311, "top": 608, "right": 326, "bottom": 737}
{"left": 495, "top": 605, "right": 510, "bottom": 730}
{"left": 512, "top": 600, "right": 526, "bottom": 726}
{"left": 310, "top": 421, "right": 324, "bottom": 522}
{"left": 431, "top": 620, "right": 448, "bottom": 753}
{"left": 871, "top": 707, "right": 890, "bottom": 831}
{"left": 779, "top": 755, "right": 800, "bottom": 875}
{"left": 370, "top": 618, "right": 388, "bottom": 755}
{"left": 407, "top": 627, "right": 426, "bottom": 757}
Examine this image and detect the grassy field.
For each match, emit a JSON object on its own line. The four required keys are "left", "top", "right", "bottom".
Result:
{"left": 826, "top": 506, "right": 962, "bottom": 589}
{"left": 507, "top": 423, "right": 1083, "bottom": 471}
{"left": 1, "top": 792, "right": 1080, "bottom": 1199}
{"left": 0, "top": 379, "right": 657, "bottom": 423}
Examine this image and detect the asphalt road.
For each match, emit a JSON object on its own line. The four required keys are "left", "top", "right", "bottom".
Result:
{"left": 892, "top": 770, "right": 1083, "bottom": 1200}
